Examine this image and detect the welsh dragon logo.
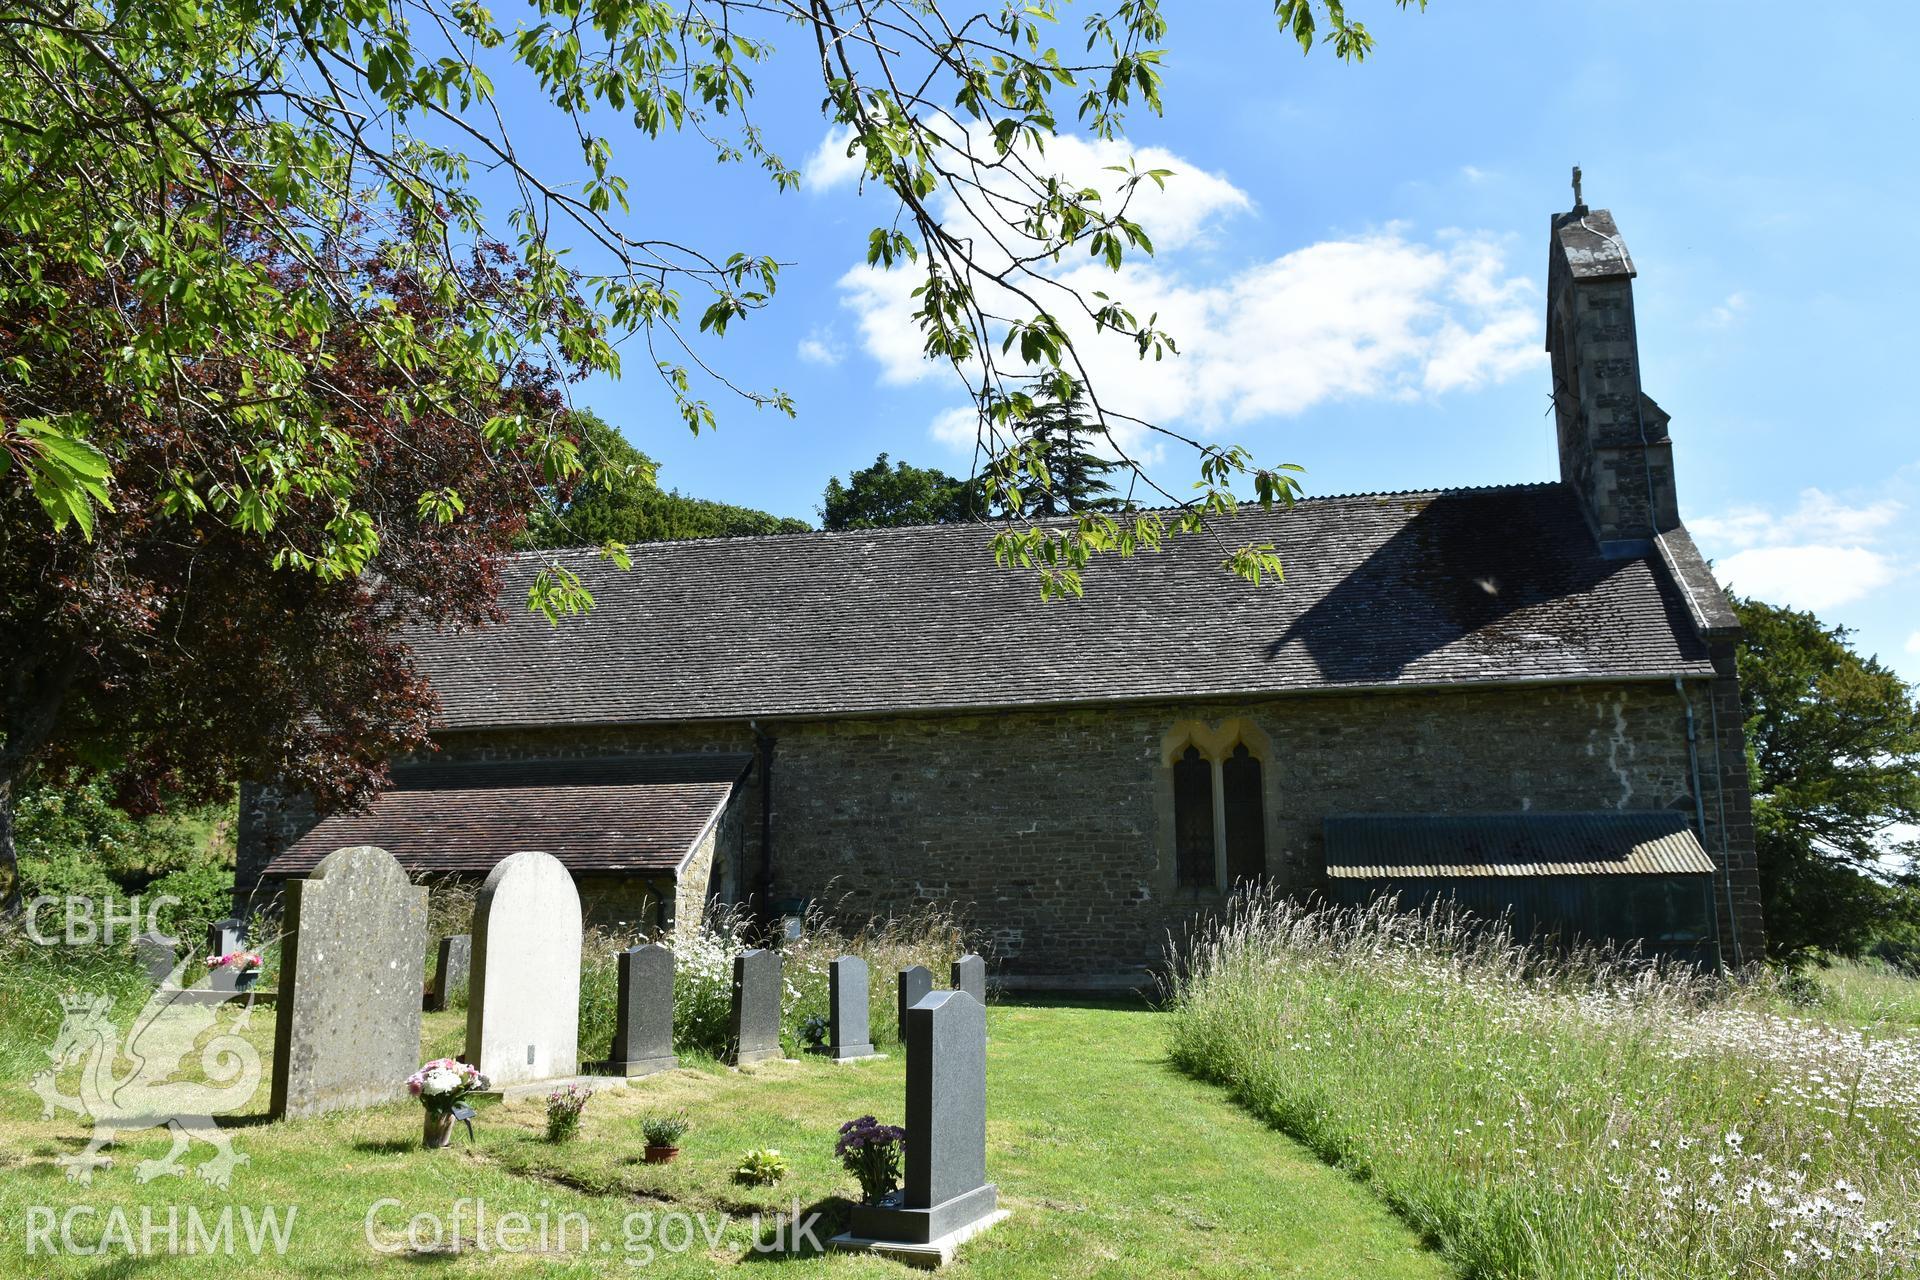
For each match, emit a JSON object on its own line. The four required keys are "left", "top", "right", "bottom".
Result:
{"left": 31, "top": 959, "right": 262, "bottom": 1188}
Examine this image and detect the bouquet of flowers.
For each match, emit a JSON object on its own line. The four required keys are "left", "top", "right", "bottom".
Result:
{"left": 407, "top": 1058, "right": 487, "bottom": 1116}
{"left": 800, "top": 1014, "right": 829, "bottom": 1050}
{"left": 836, "top": 1115, "right": 907, "bottom": 1205}
{"left": 205, "top": 950, "right": 264, "bottom": 972}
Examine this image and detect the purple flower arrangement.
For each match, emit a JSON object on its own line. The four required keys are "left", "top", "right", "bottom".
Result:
{"left": 836, "top": 1115, "right": 907, "bottom": 1204}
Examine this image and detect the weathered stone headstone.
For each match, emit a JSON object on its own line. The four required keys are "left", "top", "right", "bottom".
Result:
{"left": 205, "top": 917, "right": 247, "bottom": 992}
{"left": 467, "top": 850, "right": 582, "bottom": 1088}
{"left": 897, "top": 964, "right": 933, "bottom": 1043}
{"left": 727, "top": 948, "right": 782, "bottom": 1066}
{"left": 836, "top": 989, "right": 1006, "bottom": 1262}
{"left": 426, "top": 934, "right": 471, "bottom": 1012}
{"left": 951, "top": 954, "right": 986, "bottom": 1007}
{"left": 824, "top": 955, "right": 878, "bottom": 1060}
{"left": 269, "top": 846, "right": 428, "bottom": 1119}
{"left": 134, "top": 930, "right": 178, "bottom": 985}
{"left": 588, "top": 943, "right": 677, "bottom": 1077}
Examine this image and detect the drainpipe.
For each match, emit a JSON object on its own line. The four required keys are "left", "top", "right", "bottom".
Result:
{"left": 1703, "top": 682, "right": 1747, "bottom": 968}
{"left": 1675, "top": 678, "right": 1743, "bottom": 968}
{"left": 750, "top": 721, "right": 775, "bottom": 912}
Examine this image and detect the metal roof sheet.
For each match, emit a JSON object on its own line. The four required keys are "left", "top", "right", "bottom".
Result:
{"left": 1324, "top": 811, "right": 1716, "bottom": 879}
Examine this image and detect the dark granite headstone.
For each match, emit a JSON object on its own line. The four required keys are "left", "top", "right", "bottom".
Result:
{"left": 134, "top": 931, "right": 177, "bottom": 985}
{"left": 728, "top": 948, "right": 782, "bottom": 1065}
{"left": 951, "top": 954, "right": 986, "bottom": 1007}
{"left": 270, "top": 846, "right": 428, "bottom": 1118}
{"left": 897, "top": 964, "right": 933, "bottom": 1043}
{"left": 589, "top": 943, "right": 677, "bottom": 1077}
{"left": 427, "top": 933, "right": 471, "bottom": 1012}
{"left": 824, "top": 955, "right": 877, "bottom": 1060}
{"left": 206, "top": 917, "right": 247, "bottom": 992}
{"left": 847, "top": 989, "right": 998, "bottom": 1246}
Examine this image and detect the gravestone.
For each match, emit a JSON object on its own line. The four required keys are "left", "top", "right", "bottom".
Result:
{"left": 835, "top": 989, "right": 1007, "bottom": 1262}
{"left": 727, "top": 948, "right": 782, "bottom": 1066}
{"left": 951, "top": 954, "right": 986, "bottom": 1007}
{"left": 467, "top": 850, "right": 582, "bottom": 1088}
{"left": 205, "top": 917, "right": 247, "bottom": 992}
{"left": 269, "top": 846, "right": 428, "bottom": 1119}
{"left": 426, "top": 934, "right": 471, "bottom": 1012}
{"left": 587, "top": 943, "right": 677, "bottom": 1077}
{"left": 897, "top": 965, "right": 933, "bottom": 1043}
{"left": 134, "top": 931, "right": 178, "bottom": 985}
{"left": 824, "top": 955, "right": 878, "bottom": 1060}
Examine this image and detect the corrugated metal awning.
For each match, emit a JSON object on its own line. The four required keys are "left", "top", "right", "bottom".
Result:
{"left": 263, "top": 754, "right": 751, "bottom": 880}
{"left": 1324, "top": 811, "right": 1716, "bottom": 879}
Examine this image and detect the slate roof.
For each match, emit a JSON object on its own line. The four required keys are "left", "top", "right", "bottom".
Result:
{"left": 1323, "top": 811, "right": 1717, "bottom": 879}
{"left": 261, "top": 754, "right": 751, "bottom": 879}
{"left": 410, "top": 482, "right": 1718, "bottom": 731}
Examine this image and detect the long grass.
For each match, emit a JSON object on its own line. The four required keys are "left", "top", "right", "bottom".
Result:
{"left": 576, "top": 898, "right": 976, "bottom": 1062}
{"left": 1165, "top": 890, "right": 1920, "bottom": 1279}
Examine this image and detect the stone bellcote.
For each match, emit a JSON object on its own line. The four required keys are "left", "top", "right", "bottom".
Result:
{"left": 1546, "top": 189, "right": 1679, "bottom": 553}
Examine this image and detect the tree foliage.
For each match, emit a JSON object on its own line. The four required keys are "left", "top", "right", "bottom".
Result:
{"left": 0, "top": 224, "right": 558, "bottom": 914}
{"left": 1, "top": 0, "right": 1416, "bottom": 608}
{"left": 523, "top": 412, "right": 807, "bottom": 547}
{"left": 820, "top": 454, "right": 982, "bottom": 531}
{"left": 1001, "top": 380, "right": 1134, "bottom": 518}
{"left": 1736, "top": 598, "right": 1920, "bottom": 963}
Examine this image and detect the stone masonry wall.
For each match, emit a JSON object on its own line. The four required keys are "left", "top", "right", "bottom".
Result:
{"left": 236, "top": 679, "right": 1763, "bottom": 980}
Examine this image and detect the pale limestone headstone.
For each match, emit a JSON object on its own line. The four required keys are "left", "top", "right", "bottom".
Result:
{"left": 427, "top": 934, "right": 470, "bottom": 1012}
{"left": 466, "top": 851, "right": 581, "bottom": 1088}
{"left": 270, "top": 846, "right": 427, "bottom": 1118}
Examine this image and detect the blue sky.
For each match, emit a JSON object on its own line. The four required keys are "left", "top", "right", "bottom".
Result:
{"left": 529, "top": 2, "right": 1918, "bottom": 679}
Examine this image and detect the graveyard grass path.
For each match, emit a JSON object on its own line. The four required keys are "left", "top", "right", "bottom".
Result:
{"left": 0, "top": 998, "right": 1450, "bottom": 1277}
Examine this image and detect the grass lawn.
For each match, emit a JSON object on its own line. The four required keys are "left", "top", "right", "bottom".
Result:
{"left": 0, "top": 996, "right": 1449, "bottom": 1277}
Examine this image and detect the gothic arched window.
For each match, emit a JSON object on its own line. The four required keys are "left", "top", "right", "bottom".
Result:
{"left": 1173, "top": 745, "right": 1215, "bottom": 889}
{"left": 1222, "top": 743, "right": 1266, "bottom": 886}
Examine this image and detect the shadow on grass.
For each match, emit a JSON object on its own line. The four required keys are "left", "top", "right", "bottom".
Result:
{"left": 737, "top": 1195, "right": 851, "bottom": 1262}
{"left": 350, "top": 1138, "right": 417, "bottom": 1155}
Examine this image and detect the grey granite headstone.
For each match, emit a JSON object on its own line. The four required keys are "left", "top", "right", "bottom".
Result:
{"left": 727, "top": 948, "right": 782, "bottom": 1066}
{"left": 426, "top": 933, "right": 470, "bottom": 1012}
{"left": 846, "top": 989, "right": 999, "bottom": 1246}
{"left": 269, "top": 846, "right": 427, "bottom": 1119}
{"left": 824, "top": 955, "right": 878, "bottom": 1060}
{"left": 205, "top": 917, "right": 247, "bottom": 992}
{"left": 588, "top": 943, "right": 677, "bottom": 1077}
{"left": 467, "top": 850, "right": 582, "bottom": 1088}
{"left": 897, "top": 964, "right": 933, "bottom": 1043}
{"left": 134, "top": 930, "right": 177, "bottom": 985}
{"left": 951, "top": 954, "right": 986, "bottom": 1007}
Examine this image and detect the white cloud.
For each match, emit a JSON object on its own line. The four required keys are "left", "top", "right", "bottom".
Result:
{"left": 846, "top": 226, "right": 1542, "bottom": 452}
{"left": 1694, "top": 488, "right": 1909, "bottom": 611}
{"left": 1906, "top": 631, "right": 1920, "bottom": 655}
{"left": 1704, "top": 291, "right": 1750, "bottom": 329}
{"left": 1460, "top": 165, "right": 1490, "bottom": 183}
{"left": 803, "top": 125, "right": 863, "bottom": 192}
{"left": 927, "top": 405, "right": 982, "bottom": 454}
{"left": 1712, "top": 546, "right": 1898, "bottom": 612}
{"left": 796, "top": 327, "right": 845, "bottom": 366}
{"left": 1692, "top": 488, "right": 1903, "bottom": 549}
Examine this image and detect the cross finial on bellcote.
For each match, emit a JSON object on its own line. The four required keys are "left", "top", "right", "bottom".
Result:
{"left": 1571, "top": 165, "right": 1585, "bottom": 210}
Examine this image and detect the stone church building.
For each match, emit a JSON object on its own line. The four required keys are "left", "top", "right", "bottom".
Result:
{"left": 237, "top": 196, "right": 1766, "bottom": 983}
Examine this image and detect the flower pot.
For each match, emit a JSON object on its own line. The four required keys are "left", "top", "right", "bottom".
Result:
{"left": 643, "top": 1144, "right": 679, "bottom": 1165}
{"left": 423, "top": 1110, "right": 456, "bottom": 1149}
{"left": 235, "top": 968, "right": 261, "bottom": 993}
